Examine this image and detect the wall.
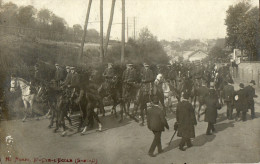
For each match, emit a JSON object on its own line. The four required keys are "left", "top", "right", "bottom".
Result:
{"left": 231, "top": 62, "right": 260, "bottom": 88}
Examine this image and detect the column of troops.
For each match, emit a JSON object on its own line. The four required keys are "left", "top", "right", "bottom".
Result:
{"left": 11, "top": 60, "right": 257, "bottom": 151}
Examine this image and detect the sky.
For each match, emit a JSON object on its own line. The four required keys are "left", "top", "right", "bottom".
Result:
{"left": 3, "top": 0, "right": 259, "bottom": 41}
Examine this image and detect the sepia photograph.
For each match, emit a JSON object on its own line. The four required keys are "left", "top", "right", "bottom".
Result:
{"left": 0, "top": 0, "right": 259, "bottom": 163}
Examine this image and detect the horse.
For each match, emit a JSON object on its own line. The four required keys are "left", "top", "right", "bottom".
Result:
{"left": 98, "top": 74, "right": 124, "bottom": 119}
{"left": 10, "top": 77, "right": 36, "bottom": 122}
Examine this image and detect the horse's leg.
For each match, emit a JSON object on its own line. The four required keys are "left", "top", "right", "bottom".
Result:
{"left": 30, "top": 99, "right": 39, "bottom": 120}
{"left": 22, "top": 100, "right": 28, "bottom": 122}
{"left": 91, "top": 107, "right": 102, "bottom": 131}
{"left": 197, "top": 103, "right": 202, "bottom": 121}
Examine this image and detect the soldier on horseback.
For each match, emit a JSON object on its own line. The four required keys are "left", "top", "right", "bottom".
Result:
{"left": 136, "top": 63, "right": 154, "bottom": 126}
{"left": 54, "top": 63, "right": 65, "bottom": 88}
{"left": 122, "top": 63, "right": 138, "bottom": 116}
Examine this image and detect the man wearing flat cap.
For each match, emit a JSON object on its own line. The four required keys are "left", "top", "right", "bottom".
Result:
{"left": 122, "top": 63, "right": 137, "bottom": 114}
{"left": 223, "top": 79, "right": 235, "bottom": 120}
{"left": 234, "top": 83, "right": 248, "bottom": 121}
{"left": 244, "top": 80, "right": 258, "bottom": 119}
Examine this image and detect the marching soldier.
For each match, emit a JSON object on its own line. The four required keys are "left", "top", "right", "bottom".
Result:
{"left": 244, "top": 80, "right": 258, "bottom": 119}
{"left": 54, "top": 63, "right": 65, "bottom": 87}
{"left": 234, "top": 83, "right": 248, "bottom": 121}
{"left": 222, "top": 79, "right": 235, "bottom": 120}
{"left": 176, "top": 92, "right": 197, "bottom": 151}
{"left": 204, "top": 82, "right": 221, "bottom": 135}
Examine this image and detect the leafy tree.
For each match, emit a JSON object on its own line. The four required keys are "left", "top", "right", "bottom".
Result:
{"left": 208, "top": 46, "right": 227, "bottom": 60}
{"left": 17, "top": 5, "right": 37, "bottom": 27}
{"left": 0, "top": 2, "right": 18, "bottom": 25}
{"left": 51, "top": 15, "right": 67, "bottom": 33}
{"left": 37, "top": 9, "right": 52, "bottom": 25}
{"left": 225, "top": 1, "right": 259, "bottom": 60}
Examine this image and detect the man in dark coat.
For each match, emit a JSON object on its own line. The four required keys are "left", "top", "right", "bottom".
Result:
{"left": 176, "top": 92, "right": 197, "bottom": 151}
{"left": 147, "top": 97, "right": 169, "bottom": 157}
{"left": 234, "top": 83, "right": 248, "bottom": 121}
{"left": 244, "top": 80, "right": 258, "bottom": 119}
{"left": 222, "top": 79, "right": 235, "bottom": 120}
{"left": 204, "top": 83, "right": 221, "bottom": 135}
{"left": 196, "top": 80, "right": 209, "bottom": 121}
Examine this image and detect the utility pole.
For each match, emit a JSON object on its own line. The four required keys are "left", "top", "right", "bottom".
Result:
{"left": 79, "top": 0, "right": 92, "bottom": 62}
{"left": 121, "top": 0, "right": 125, "bottom": 63}
{"left": 134, "top": 17, "right": 136, "bottom": 40}
{"left": 100, "top": 0, "right": 104, "bottom": 63}
{"left": 127, "top": 17, "right": 128, "bottom": 42}
{"left": 104, "top": 0, "right": 116, "bottom": 57}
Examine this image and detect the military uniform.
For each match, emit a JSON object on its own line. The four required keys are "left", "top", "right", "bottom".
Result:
{"left": 223, "top": 83, "right": 235, "bottom": 119}
{"left": 55, "top": 67, "right": 65, "bottom": 87}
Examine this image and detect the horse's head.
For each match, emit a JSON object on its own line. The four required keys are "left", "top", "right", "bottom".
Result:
{"left": 10, "top": 77, "right": 18, "bottom": 92}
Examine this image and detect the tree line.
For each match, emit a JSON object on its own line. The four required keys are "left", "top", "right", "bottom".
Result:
{"left": 0, "top": 2, "right": 99, "bottom": 42}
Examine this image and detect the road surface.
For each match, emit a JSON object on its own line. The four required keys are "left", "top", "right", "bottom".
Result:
{"left": 0, "top": 83, "right": 260, "bottom": 164}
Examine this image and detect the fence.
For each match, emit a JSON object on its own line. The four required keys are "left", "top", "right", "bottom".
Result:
{"left": 232, "top": 62, "right": 260, "bottom": 88}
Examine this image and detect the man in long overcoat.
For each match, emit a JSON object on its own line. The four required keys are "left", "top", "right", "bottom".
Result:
{"left": 234, "top": 83, "right": 248, "bottom": 121}
{"left": 176, "top": 92, "right": 197, "bottom": 151}
{"left": 222, "top": 79, "right": 235, "bottom": 120}
{"left": 204, "top": 83, "right": 221, "bottom": 135}
{"left": 244, "top": 80, "right": 258, "bottom": 119}
{"left": 147, "top": 97, "right": 169, "bottom": 157}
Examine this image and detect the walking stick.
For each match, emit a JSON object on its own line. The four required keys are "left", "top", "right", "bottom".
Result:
{"left": 168, "top": 130, "right": 177, "bottom": 145}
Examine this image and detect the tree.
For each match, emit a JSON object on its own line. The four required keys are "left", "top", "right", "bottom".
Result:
{"left": 37, "top": 9, "right": 52, "bottom": 25}
{"left": 0, "top": 2, "right": 18, "bottom": 25}
{"left": 208, "top": 46, "right": 227, "bottom": 60}
{"left": 51, "top": 15, "right": 67, "bottom": 33}
{"left": 17, "top": 5, "right": 37, "bottom": 27}
{"left": 225, "top": 1, "right": 259, "bottom": 60}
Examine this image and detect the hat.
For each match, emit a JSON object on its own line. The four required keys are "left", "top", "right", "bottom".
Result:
{"left": 151, "top": 96, "right": 159, "bottom": 105}
{"left": 250, "top": 80, "right": 256, "bottom": 85}
{"left": 55, "top": 63, "right": 59, "bottom": 66}
{"left": 228, "top": 79, "right": 234, "bottom": 84}
{"left": 239, "top": 83, "right": 244, "bottom": 88}
{"left": 143, "top": 63, "right": 149, "bottom": 67}
{"left": 108, "top": 63, "right": 113, "bottom": 66}
{"left": 66, "top": 66, "right": 70, "bottom": 69}
{"left": 182, "top": 92, "right": 189, "bottom": 100}
{"left": 70, "top": 66, "right": 75, "bottom": 70}
{"left": 128, "top": 63, "right": 133, "bottom": 66}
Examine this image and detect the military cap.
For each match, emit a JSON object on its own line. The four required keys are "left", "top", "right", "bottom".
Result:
{"left": 182, "top": 92, "right": 190, "bottom": 100}
{"left": 239, "top": 83, "right": 244, "bottom": 88}
{"left": 250, "top": 80, "right": 256, "bottom": 85}
{"left": 128, "top": 63, "right": 134, "bottom": 66}
{"left": 70, "top": 66, "right": 75, "bottom": 70}
{"left": 108, "top": 63, "right": 113, "bottom": 66}
{"left": 66, "top": 66, "right": 70, "bottom": 69}
{"left": 143, "top": 63, "right": 149, "bottom": 67}
{"left": 55, "top": 63, "right": 59, "bottom": 66}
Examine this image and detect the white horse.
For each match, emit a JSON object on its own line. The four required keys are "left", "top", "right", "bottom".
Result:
{"left": 10, "top": 77, "right": 36, "bottom": 122}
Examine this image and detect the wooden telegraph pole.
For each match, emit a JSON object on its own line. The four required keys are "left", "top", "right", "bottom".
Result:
{"left": 104, "top": 0, "right": 116, "bottom": 56}
{"left": 100, "top": 0, "right": 104, "bottom": 63}
{"left": 121, "top": 0, "right": 125, "bottom": 64}
{"left": 79, "top": 0, "right": 92, "bottom": 62}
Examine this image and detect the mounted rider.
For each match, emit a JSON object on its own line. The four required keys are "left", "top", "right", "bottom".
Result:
{"left": 54, "top": 63, "right": 65, "bottom": 88}
{"left": 122, "top": 63, "right": 138, "bottom": 99}
{"left": 99, "top": 63, "right": 116, "bottom": 94}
